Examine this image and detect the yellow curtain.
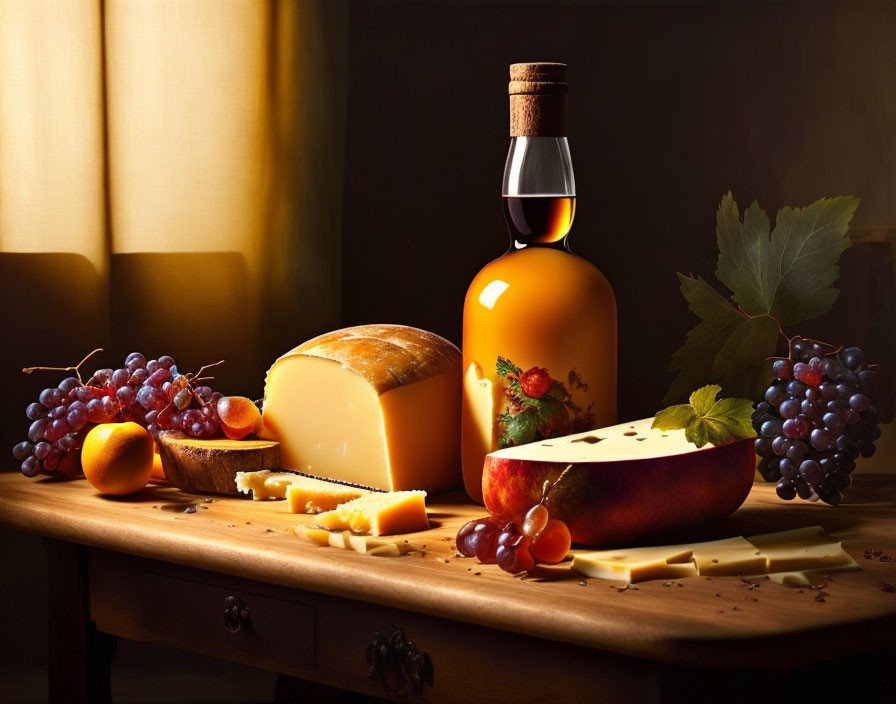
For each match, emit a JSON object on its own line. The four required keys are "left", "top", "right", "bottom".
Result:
{"left": 0, "top": 0, "right": 348, "bottom": 455}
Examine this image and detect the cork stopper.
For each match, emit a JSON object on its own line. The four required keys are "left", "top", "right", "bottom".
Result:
{"left": 509, "top": 62, "right": 568, "bottom": 137}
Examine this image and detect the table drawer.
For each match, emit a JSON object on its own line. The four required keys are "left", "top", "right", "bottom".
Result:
{"left": 89, "top": 550, "right": 315, "bottom": 676}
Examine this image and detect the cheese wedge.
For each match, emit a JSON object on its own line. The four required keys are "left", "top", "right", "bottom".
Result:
{"left": 571, "top": 545, "right": 698, "bottom": 582}
{"left": 313, "top": 490, "right": 428, "bottom": 535}
{"left": 235, "top": 470, "right": 370, "bottom": 513}
{"left": 261, "top": 325, "right": 461, "bottom": 493}
{"left": 747, "top": 526, "right": 853, "bottom": 572}
{"left": 690, "top": 537, "right": 766, "bottom": 576}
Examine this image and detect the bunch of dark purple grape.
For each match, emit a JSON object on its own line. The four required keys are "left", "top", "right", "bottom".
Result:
{"left": 752, "top": 338, "right": 879, "bottom": 505}
{"left": 12, "top": 351, "right": 224, "bottom": 478}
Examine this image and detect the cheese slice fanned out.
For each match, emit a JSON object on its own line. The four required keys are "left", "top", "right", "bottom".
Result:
{"left": 235, "top": 470, "right": 370, "bottom": 513}
{"left": 313, "top": 490, "right": 428, "bottom": 536}
{"left": 573, "top": 526, "right": 858, "bottom": 584}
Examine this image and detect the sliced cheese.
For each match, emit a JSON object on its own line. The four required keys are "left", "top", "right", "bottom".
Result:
{"left": 313, "top": 490, "right": 428, "bottom": 535}
{"left": 261, "top": 325, "right": 462, "bottom": 493}
{"left": 690, "top": 537, "right": 766, "bottom": 577}
{"left": 573, "top": 526, "right": 860, "bottom": 584}
{"left": 292, "top": 526, "right": 401, "bottom": 556}
{"left": 748, "top": 526, "right": 853, "bottom": 572}
{"left": 763, "top": 553, "right": 860, "bottom": 586}
{"left": 572, "top": 545, "right": 698, "bottom": 582}
{"left": 235, "top": 470, "right": 370, "bottom": 513}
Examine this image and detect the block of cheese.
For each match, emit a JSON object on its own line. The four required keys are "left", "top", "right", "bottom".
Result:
{"left": 690, "top": 537, "right": 766, "bottom": 577}
{"left": 747, "top": 526, "right": 853, "bottom": 572}
{"left": 312, "top": 490, "right": 429, "bottom": 535}
{"left": 293, "top": 526, "right": 402, "bottom": 556}
{"left": 571, "top": 545, "right": 698, "bottom": 582}
{"left": 235, "top": 470, "right": 370, "bottom": 513}
{"left": 261, "top": 324, "right": 461, "bottom": 493}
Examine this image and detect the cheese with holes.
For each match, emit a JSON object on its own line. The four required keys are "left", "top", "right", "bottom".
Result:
{"left": 571, "top": 545, "right": 698, "bottom": 582}
{"left": 261, "top": 325, "right": 461, "bottom": 493}
{"left": 235, "top": 470, "right": 369, "bottom": 513}
{"left": 748, "top": 526, "right": 852, "bottom": 572}
{"left": 313, "top": 490, "right": 428, "bottom": 535}
{"left": 690, "top": 537, "right": 766, "bottom": 576}
{"left": 573, "top": 526, "right": 859, "bottom": 583}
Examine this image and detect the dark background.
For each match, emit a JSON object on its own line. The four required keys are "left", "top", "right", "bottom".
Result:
{"left": 3, "top": 1, "right": 895, "bottom": 701}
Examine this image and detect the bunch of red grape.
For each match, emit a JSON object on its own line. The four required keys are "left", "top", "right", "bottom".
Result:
{"left": 12, "top": 351, "right": 225, "bottom": 478}
{"left": 752, "top": 338, "right": 880, "bottom": 505}
{"left": 456, "top": 502, "right": 571, "bottom": 575}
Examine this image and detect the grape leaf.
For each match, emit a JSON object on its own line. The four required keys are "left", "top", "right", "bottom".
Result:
{"left": 664, "top": 275, "right": 778, "bottom": 404}
{"left": 652, "top": 385, "right": 756, "bottom": 448}
{"left": 499, "top": 409, "right": 539, "bottom": 447}
{"left": 715, "top": 192, "right": 859, "bottom": 327}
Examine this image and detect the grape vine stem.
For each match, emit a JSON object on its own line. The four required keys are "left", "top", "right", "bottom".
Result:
{"left": 21, "top": 348, "right": 104, "bottom": 385}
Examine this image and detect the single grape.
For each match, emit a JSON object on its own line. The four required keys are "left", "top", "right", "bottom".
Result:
{"left": 496, "top": 537, "right": 535, "bottom": 574}
{"left": 764, "top": 385, "right": 788, "bottom": 406}
{"left": 849, "top": 394, "right": 870, "bottom": 412}
{"left": 66, "top": 401, "right": 88, "bottom": 430}
{"left": 146, "top": 359, "right": 160, "bottom": 374}
{"left": 773, "top": 359, "right": 793, "bottom": 381}
{"left": 858, "top": 370, "right": 876, "bottom": 392}
{"left": 57, "top": 433, "right": 77, "bottom": 452}
{"left": 86, "top": 398, "right": 107, "bottom": 423}
{"left": 28, "top": 418, "right": 49, "bottom": 442}
{"left": 39, "top": 388, "right": 63, "bottom": 408}
{"left": 189, "top": 422, "right": 203, "bottom": 437}
{"left": 779, "top": 398, "right": 801, "bottom": 419}
{"left": 819, "top": 382, "right": 838, "bottom": 400}
{"left": 782, "top": 417, "right": 809, "bottom": 440}
{"left": 101, "top": 395, "right": 120, "bottom": 419}
{"left": 497, "top": 522, "right": 523, "bottom": 548}
{"left": 194, "top": 386, "right": 213, "bottom": 402}
{"left": 771, "top": 436, "right": 788, "bottom": 456}
{"left": 522, "top": 504, "right": 549, "bottom": 538}
{"left": 12, "top": 441, "right": 33, "bottom": 461}
{"left": 158, "top": 355, "right": 176, "bottom": 369}
{"left": 776, "top": 478, "right": 797, "bottom": 501}
{"left": 33, "top": 442, "right": 51, "bottom": 459}
{"left": 25, "top": 402, "right": 46, "bottom": 420}
{"left": 779, "top": 458, "right": 797, "bottom": 479}
{"left": 471, "top": 522, "right": 500, "bottom": 563}
{"left": 755, "top": 437, "right": 773, "bottom": 457}
{"left": 136, "top": 386, "right": 166, "bottom": 411}
{"left": 785, "top": 441, "right": 808, "bottom": 464}
{"left": 146, "top": 368, "right": 171, "bottom": 387}
{"left": 117, "top": 386, "right": 135, "bottom": 406}
{"left": 809, "top": 428, "right": 831, "bottom": 452}
{"left": 48, "top": 405, "right": 67, "bottom": 420}
{"left": 91, "top": 368, "right": 112, "bottom": 385}
{"left": 530, "top": 519, "right": 572, "bottom": 564}
{"left": 800, "top": 401, "right": 821, "bottom": 420}
{"left": 761, "top": 420, "right": 783, "bottom": 439}
{"left": 58, "top": 377, "right": 80, "bottom": 394}
{"left": 822, "top": 412, "right": 844, "bottom": 434}
{"left": 173, "top": 388, "right": 192, "bottom": 411}
{"left": 130, "top": 368, "right": 149, "bottom": 385}
{"left": 44, "top": 450, "right": 61, "bottom": 472}
{"left": 200, "top": 420, "right": 218, "bottom": 437}
{"left": 457, "top": 517, "right": 498, "bottom": 557}
{"left": 47, "top": 419, "right": 72, "bottom": 441}
{"left": 76, "top": 386, "right": 102, "bottom": 403}
{"left": 795, "top": 479, "right": 813, "bottom": 500}
{"left": 21, "top": 456, "right": 40, "bottom": 477}
{"left": 111, "top": 368, "right": 130, "bottom": 387}
{"left": 799, "top": 460, "right": 824, "bottom": 487}
{"left": 858, "top": 441, "right": 876, "bottom": 459}
{"left": 840, "top": 347, "right": 864, "bottom": 371}
{"left": 794, "top": 362, "right": 823, "bottom": 387}
{"left": 125, "top": 352, "right": 147, "bottom": 371}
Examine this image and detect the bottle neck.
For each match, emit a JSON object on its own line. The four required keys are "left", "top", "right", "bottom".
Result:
{"left": 502, "top": 137, "right": 576, "bottom": 250}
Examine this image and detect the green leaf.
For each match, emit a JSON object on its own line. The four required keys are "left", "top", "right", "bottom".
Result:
{"left": 498, "top": 410, "right": 539, "bottom": 448}
{"left": 715, "top": 192, "right": 859, "bottom": 327}
{"left": 652, "top": 404, "right": 697, "bottom": 431}
{"left": 654, "top": 385, "right": 756, "bottom": 448}
{"left": 496, "top": 356, "right": 521, "bottom": 379}
{"left": 664, "top": 275, "right": 779, "bottom": 404}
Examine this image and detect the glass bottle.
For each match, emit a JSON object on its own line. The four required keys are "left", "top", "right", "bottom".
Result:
{"left": 461, "top": 62, "right": 617, "bottom": 503}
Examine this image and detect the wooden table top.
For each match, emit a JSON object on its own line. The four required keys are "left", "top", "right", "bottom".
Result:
{"left": 3, "top": 442, "right": 896, "bottom": 668}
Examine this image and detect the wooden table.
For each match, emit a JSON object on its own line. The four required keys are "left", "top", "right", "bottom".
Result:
{"left": 2, "top": 461, "right": 896, "bottom": 703}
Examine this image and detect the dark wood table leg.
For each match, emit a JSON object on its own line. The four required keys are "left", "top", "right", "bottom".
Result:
{"left": 45, "top": 539, "right": 115, "bottom": 704}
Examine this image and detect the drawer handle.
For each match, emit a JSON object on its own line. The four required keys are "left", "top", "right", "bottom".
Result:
{"left": 223, "top": 595, "right": 250, "bottom": 633}
{"left": 366, "top": 625, "right": 433, "bottom": 697}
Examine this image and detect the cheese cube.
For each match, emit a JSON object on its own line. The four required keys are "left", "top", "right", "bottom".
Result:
{"left": 572, "top": 545, "right": 698, "bottom": 583}
{"left": 261, "top": 325, "right": 462, "bottom": 493}
{"left": 313, "top": 490, "right": 428, "bottom": 536}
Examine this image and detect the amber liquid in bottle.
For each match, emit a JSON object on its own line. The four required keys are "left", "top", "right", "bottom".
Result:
{"left": 461, "top": 63, "right": 617, "bottom": 504}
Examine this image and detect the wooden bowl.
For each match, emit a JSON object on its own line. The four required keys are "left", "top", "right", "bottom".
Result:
{"left": 157, "top": 433, "right": 280, "bottom": 495}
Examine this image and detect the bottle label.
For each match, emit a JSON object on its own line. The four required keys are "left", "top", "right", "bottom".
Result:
{"left": 495, "top": 356, "right": 595, "bottom": 448}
